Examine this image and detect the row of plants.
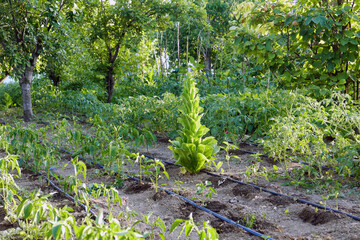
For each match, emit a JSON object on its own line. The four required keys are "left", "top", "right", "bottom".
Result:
{"left": 0, "top": 149, "right": 147, "bottom": 239}
{"left": 0, "top": 122, "right": 220, "bottom": 239}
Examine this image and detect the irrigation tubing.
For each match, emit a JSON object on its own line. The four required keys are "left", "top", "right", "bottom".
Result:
{"left": 41, "top": 174, "right": 98, "bottom": 218}
{"left": 15, "top": 155, "right": 99, "bottom": 219}
{"left": 231, "top": 149, "right": 334, "bottom": 171}
{"left": 7, "top": 122, "right": 358, "bottom": 233}
{"left": 142, "top": 154, "right": 360, "bottom": 222}
{"left": 54, "top": 147, "right": 275, "bottom": 240}
{"left": 236, "top": 142, "right": 340, "bottom": 172}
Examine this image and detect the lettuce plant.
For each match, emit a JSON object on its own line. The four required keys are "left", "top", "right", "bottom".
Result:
{"left": 169, "top": 75, "right": 219, "bottom": 173}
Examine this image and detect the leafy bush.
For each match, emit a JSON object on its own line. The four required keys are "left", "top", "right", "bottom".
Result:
{"left": 262, "top": 92, "right": 360, "bottom": 180}
{"left": 0, "top": 82, "right": 22, "bottom": 108}
{"left": 201, "top": 88, "right": 310, "bottom": 142}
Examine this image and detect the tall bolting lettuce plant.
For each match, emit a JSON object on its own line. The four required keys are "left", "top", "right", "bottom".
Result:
{"left": 169, "top": 75, "right": 219, "bottom": 173}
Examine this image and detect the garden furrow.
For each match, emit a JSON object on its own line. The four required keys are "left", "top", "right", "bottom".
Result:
{"left": 142, "top": 153, "right": 360, "bottom": 221}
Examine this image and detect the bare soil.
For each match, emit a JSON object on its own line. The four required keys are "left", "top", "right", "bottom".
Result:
{"left": 1, "top": 114, "right": 360, "bottom": 239}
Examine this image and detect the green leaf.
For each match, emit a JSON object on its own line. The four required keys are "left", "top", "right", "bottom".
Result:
{"left": 23, "top": 203, "right": 33, "bottom": 219}
{"left": 185, "top": 223, "right": 194, "bottom": 236}
{"left": 52, "top": 224, "right": 62, "bottom": 239}
{"left": 170, "top": 219, "right": 184, "bottom": 233}
{"left": 268, "top": 53, "right": 275, "bottom": 60}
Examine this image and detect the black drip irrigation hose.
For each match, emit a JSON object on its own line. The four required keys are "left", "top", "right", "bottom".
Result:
{"left": 10, "top": 123, "right": 358, "bottom": 233}
{"left": 233, "top": 149, "right": 332, "bottom": 171}
{"left": 56, "top": 147, "right": 275, "bottom": 240}
{"left": 142, "top": 154, "right": 360, "bottom": 222}
{"left": 238, "top": 141, "right": 344, "bottom": 172}
{"left": 15, "top": 154, "right": 99, "bottom": 219}
{"left": 42, "top": 174, "right": 98, "bottom": 218}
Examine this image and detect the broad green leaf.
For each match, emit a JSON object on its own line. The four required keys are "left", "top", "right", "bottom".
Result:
{"left": 170, "top": 219, "right": 184, "bottom": 233}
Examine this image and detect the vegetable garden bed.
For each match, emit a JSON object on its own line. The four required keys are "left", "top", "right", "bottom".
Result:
{"left": 1, "top": 112, "right": 360, "bottom": 239}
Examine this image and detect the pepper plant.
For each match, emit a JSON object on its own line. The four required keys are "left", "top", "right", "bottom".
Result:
{"left": 169, "top": 75, "right": 220, "bottom": 173}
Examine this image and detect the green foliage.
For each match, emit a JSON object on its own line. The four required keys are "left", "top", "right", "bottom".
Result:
{"left": 202, "top": 88, "right": 310, "bottom": 142}
{"left": 142, "top": 159, "right": 169, "bottom": 192}
{"left": 262, "top": 92, "right": 360, "bottom": 185}
{"left": 231, "top": 0, "right": 360, "bottom": 98}
{"left": 170, "top": 213, "right": 219, "bottom": 240}
{"left": 169, "top": 75, "right": 219, "bottom": 173}
{"left": 243, "top": 214, "right": 256, "bottom": 228}
{"left": 0, "top": 83, "right": 21, "bottom": 108}
{"left": 221, "top": 141, "right": 240, "bottom": 172}
{"left": 3, "top": 93, "right": 13, "bottom": 110}
{"left": 196, "top": 181, "right": 216, "bottom": 206}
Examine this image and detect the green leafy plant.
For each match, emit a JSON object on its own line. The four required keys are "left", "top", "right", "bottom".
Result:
{"left": 221, "top": 141, "right": 240, "bottom": 173}
{"left": 142, "top": 159, "right": 169, "bottom": 192}
{"left": 244, "top": 163, "right": 260, "bottom": 183}
{"left": 284, "top": 209, "right": 290, "bottom": 216}
{"left": 3, "top": 93, "right": 13, "bottom": 110}
{"left": 174, "top": 180, "right": 183, "bottom": 194}
{"left": 196, "top": 181, "right": 216, "bottom": 206}
{"left": 170, "top": 213, "right": 219, "bottom": 240}
{"left": 135, "top": 154, "right": 147, "bottom": 183}
{"left": 169, "top": 75, "right": 220, "bottom": 173}
{"left": 142, "top": 212, "right": 166, "bottom": 240}
{"left": 242, "top": 214, "right": 255, "bottom": 228}
{"left": 320, "top": 195, "right": 329, "bottom": 212}
{"left": 329, "top": 191, "right": 340, "bottom": 210}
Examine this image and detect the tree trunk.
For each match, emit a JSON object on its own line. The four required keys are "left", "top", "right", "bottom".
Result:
{"left": 18, "top": 42, "right": 41, "bottom": 122}
{"left": 177, "top": 22, "right": 180, "bottom": 69}
{"left": 204, "top": 46, "right": 212, "bottom": 84}
{"left": 0, "top": 72, "right": 10, "bottom": 84}
{"left": 19, "top": 65, "right": 35, "bottom": 122}
{"left": 106, "top": 66, "right": 115, "bottom": 103}
{"left": 49, "top": 71, "right": 60, "bottom": 87}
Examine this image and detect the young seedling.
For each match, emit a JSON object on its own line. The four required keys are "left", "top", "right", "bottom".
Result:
{"left": 221, "top": 141, "right": 240, "bottom": 173}
{"left": 170, "top": 213, "right": 219, "bottom": 239}
{"left": 242, "top": 214, "right": 255, "bottom": 228}
{"left": 142, "top": 159, "right": 169, "bottom": 192}
{"left": 284, "top": 209, "right": 290, "bottom": 215}
{"left": 320, "top": 195, "right": 329, "bottom": 212}
{"left": 134, "top": 154, "right": 146, "bottom": 183}
{"left": 262, "top": 211, "right": 269, "bottom": 220}
{"left": 334, "top": 191, "right": 339, "bottom": 210}
{"left": 174, "top": 180, "right": 183, "bottom": 194}
{"left": 196, "top": 181, "right": 216, "bottom": 206}
{"left": 244, "top": 163, "right": 260, "bottom": 183}
{"left": 142, "top": 212, "right": 166, "bottom": 240}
